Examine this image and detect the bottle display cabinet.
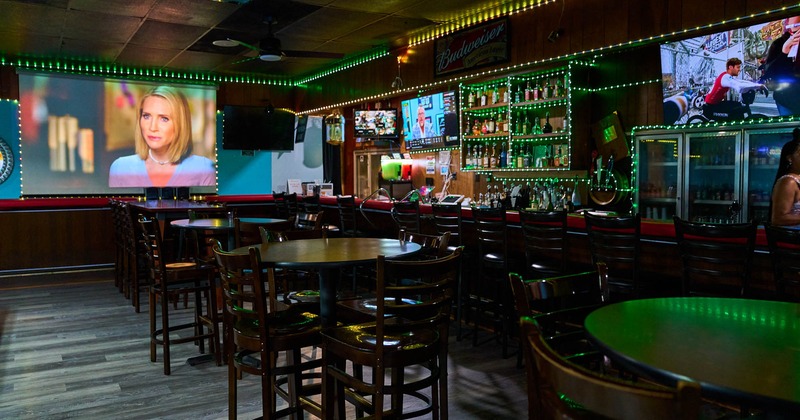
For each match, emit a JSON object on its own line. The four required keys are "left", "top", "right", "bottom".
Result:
{"left": 634, "top": 123, "right": 794, "bottom": 224}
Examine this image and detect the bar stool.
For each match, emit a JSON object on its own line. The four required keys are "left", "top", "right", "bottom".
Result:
{"left": 518, "top": 209, "right": 568, "bottom": 278}
{"left": 764, "top": 222, "right": 800, "bottom": 302}
{"left": 138, "top": 215, "right": 220, "bottom": 375}
{"left": 583, "top": 211, "right": 641, "bottom": 299}
{"left": 336, "top": 195, "right": 361, "bottom": 237}
{"left": 391, "top": 200, "right": 421, "bottom": 233}
{"left": 431, "top": 202, "right": 467, "bottom": 339}
{"left": 673, "top": 216, "right": 756, "bottom": 297}
{"left": 470, "top": 206, "right": 513, "bottom": 357}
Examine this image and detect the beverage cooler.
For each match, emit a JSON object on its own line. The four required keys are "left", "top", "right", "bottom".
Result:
{"left": 634, "top": 124, "right": 794, "bottom": 224}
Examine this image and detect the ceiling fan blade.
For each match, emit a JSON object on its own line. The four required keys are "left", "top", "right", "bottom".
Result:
{"left": 231, "top": 56, "right": 259, "bottom": 65}
{"left": 282, "top": 50, "right": 344, "bottom": 59}
{"left": 231, "top": 38, "right": 261, "bottom": 52}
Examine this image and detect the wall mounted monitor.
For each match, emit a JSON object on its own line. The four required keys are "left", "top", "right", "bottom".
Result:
{"left": 401, "top": 90, "right": 459, "bottom": 151}
{"left": 222, "top": 105, "right": 296, "bottom": 151}
{"left": 353, "top": 109, "right": 398, "bottom": 138}
{"left": 661, "top": 17, "right": 795, "bottom": 125}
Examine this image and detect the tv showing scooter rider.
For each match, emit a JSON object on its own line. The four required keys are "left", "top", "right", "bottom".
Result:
{"left": 661, "top": 17, "right": 794, "bottom": 125}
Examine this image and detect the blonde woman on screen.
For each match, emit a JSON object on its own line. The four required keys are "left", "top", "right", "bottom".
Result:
{"left": 109, "top": 86, "right": 215, "bottom": 187}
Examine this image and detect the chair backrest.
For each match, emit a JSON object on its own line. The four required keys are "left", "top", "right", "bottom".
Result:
{"left": 285, "top": 192, "right": 299, "bottom": 218}
{"left": 509, "top": 263, "right": 609, "bottom": 318}
{"left": 302, "top": 194, "right": 321, "bottom": 214}
{"left": 391, "top": 200, "right": 421, "bottom": 233}
{"left": 673, "top": 216, "right": 757, "bottom": 297}
{"left": 188, "top": 207, "right": 228, "bottom": 220}
{"left": 337, "top": 195, "right": 358, "bottom": 235}
{"left": 272, "top": 192, "right": 287, "bottom": 218}
{"left": 211, "top": 241, "right": 270, "bottom": 336}
{"left": 234, "top": 217, "right": 263, "bottom": 248}
{"left": 583, "top": 211, "right": 641, "bottom": 295}
{"left": 139, "top": 215, "right": 192, "bottom": 285}
{"left": 431, "top": 203, "right": 463, "bottom": 247}
{"left": 398, "top": 229, "right": 451, "bottom": 259}
{"left": 764, "top": 222, "right": 800, "bottom": 301}
{"left": 373, "top": 248, "right": 463, "bottom": 361}
{"left": 473, "top": 206, "right": 508, "bottom": 258}
{"left": 294, "top": 211, "right": 324, "bottom": 230}
{"left": 518, "top": 209, "right": 568, "bottom": 277}
{"left": 261, "top": 226, "right": 328, "bottom": 243}
{"left": 520, "top": 316, "right": 701, "bottom": 420}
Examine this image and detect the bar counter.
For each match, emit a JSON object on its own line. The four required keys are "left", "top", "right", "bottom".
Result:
{"left": 0, "top": 195, "right": 775, "bottom": 296}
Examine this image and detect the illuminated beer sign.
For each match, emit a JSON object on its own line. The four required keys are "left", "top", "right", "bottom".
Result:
{"left": 434, "top": 17, "right": 509, "bottom": 77}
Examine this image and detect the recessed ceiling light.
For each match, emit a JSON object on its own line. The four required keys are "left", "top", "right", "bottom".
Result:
{"left": 212, "top": 39, "right": 239, "bottom": 47}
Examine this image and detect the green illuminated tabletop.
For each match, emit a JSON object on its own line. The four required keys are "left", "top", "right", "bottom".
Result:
{"left": 584, "top": 297, "right": 800, "bottom": 411}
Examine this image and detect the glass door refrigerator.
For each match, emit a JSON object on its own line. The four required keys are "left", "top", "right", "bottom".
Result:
{"left": 635, "top": 133, "right": 682, "bottom": 222}
{"left": 744, "top": 127, "right": 794, "bottom": 224}
{"left": 683, "top": 130, "right": 742, "bottom": 223}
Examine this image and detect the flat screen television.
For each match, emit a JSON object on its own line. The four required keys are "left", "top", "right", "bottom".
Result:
{"left": 223, "top": 105, "right": 296, "bottom": 151}
{"left": 661, "top": 17, "right": 799, "bottom": 125}
{"left": 401, "top": 90, "right": 459, "bottom": 150}
{"left": 353, "top": 109, "right": 398, "bottom": 138}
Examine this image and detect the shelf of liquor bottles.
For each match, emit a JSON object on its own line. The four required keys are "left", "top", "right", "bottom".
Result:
{"left": 459, "top": 65, "right": 572, "bottom": 175}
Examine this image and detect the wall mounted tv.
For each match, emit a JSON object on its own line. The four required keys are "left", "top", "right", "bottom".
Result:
{"left": 401, "top": 90, "right": 459, "bottom": 151}
{"left": 353, "top": 109, "right": 398, "bottom": 138}
{"left": 223, "top": 105, "right": 296, "bottom": 151}
{"left": 661, "top": 17, "right": 799, "bottom": 125}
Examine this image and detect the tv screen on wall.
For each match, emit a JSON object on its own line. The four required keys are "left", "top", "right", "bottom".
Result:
{"left": 353, "top": 109, "right": 398, "bottom": 138}
{"left": 661, "top": 17, "right": 800, "bottom": 125}
{"left": 18, "top": 73, "right": 217, "bottom": 194}
{"left": 401, "top": 90, "right": 459, "bottom": 150}
{"left": 222, "top": 105, "right": 296, "bottom": 151}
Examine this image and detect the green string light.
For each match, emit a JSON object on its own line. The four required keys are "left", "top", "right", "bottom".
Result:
{"left": 572, "top": 78, "right": 661, "bottom": 92}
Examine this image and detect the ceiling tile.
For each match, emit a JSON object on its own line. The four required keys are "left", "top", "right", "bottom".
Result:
{"left": 0, "top": 1, "right": 66, "bottom": 37}
{"left": 128, "top": 21, "right": 209, "bottom": 50}
{"left": 67, "top": 0, "right": 157, "bottom": 17}
{"left": 59, "top": 38, "right": 125, "bottom": 61}
{"left": 64, "top": 9, "right": 141, "bottom": 43}
{"left": 148, "top": 0, "right": 240, "bottom": 27}
{"left": 116, "top": 45, "right": 180, "bottom": 67}
{"left": 0, "top": 31, "right": 62, "bottom": 56}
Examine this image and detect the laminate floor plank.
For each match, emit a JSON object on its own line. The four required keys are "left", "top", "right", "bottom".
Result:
{"left": 0, "top": 270, "right": 527, "bottom": 419}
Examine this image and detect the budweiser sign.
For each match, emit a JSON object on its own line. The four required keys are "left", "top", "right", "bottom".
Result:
{"left": 434, "top": 18, "right": 509, "bottom": 77}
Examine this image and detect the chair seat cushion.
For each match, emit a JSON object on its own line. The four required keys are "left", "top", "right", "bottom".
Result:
{"left": 322, "top": 319, "right": 439, "bottom": 359}
{"left": 234, "top": 307, "right": 320, "bottom": 338}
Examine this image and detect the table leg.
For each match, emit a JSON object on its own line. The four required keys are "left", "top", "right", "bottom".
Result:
{"left": 318, "top": 267, "right": 338, "bottom": 329}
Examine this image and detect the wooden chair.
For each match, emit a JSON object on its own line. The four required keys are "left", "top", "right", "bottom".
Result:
{"left": 321, "top": 247, "right": 463, "bottom": 419}
{"left": 764, "top": 222, "right": 800, "bottom": 302}
{"left": 520, "top": 316, "right": 702, "bottom": 420}
{"left": 391, "top": 200, "right": 421, "bottom": 233}
{"left": 673, "top": 216, "right": 756, "bottom": 297}
{"left": 518, "top": 209, "right": 568, "bottom": 277}
{"left": 259, "top": 226, "right": 327, "bottom": 308}
{"left": 121, "top": 202, "right": 149, "bottom": 312}
{"left": 336, "top": 195, "right": 361, "bottom": 237}
{"left": 211, "top": 242, "right": 322, "bottom": 419}
{"left": 294, "top": 210, "right": 324, "bottom": 230}
{"left": 583, "top": 211, "right": 641, "bottom": 298}
{"left": 398, "top": 229, "right": 450, "bottom": 259}
{"left": 302, "top": 193, "right": 322, "bottom": 214}
{"left": 431, "top": 203, "right": 467, "bottom": 340}
{"left": 272, "top": 192, "right": 287, "bottom": 219}
{"left": 469, "top": 206, "right": 513, "bottom": 357}
{"left": 138, "top": 215, "right": 220, "bottom": 375}
{"left": 508, "top": 263, "right": 608, "bottom": 368}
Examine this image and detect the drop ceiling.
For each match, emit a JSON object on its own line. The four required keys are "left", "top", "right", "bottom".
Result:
{"left": 0, "top": 0, "right": 514, "bottom": 79}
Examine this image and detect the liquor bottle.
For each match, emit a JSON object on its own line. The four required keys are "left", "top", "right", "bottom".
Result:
{"left": 516, "top": 144, "right": 525, "bottom": 169}
{"left": 487, "top": 115, "right": 496, "bottom": 133}
{"left": 498, "top": 111, "right": 506, "bottom": 133}
{"left": 524, "top": 81, "right": 531, "bottom": 101}
{"left": 514, "top": 84, "right": 522, "bottom": 103}
{"left": 522, "top": 113, "right": 530, "bottom": 135}
{"left": 544, "top": 146, "right": 552, "bottom": 167}
{"left": 481, "top": 119, "right": 488, "bottom": 135}
{"left": 467, "top": 90, "right": 475, "bottom": 108}
{"left": 482, "top": 144, "right": 489, "bottom": 168}
{"left": 543, "top": 111, "right": 553, "bottom": 133}
{"left": 506, "top": 141, "right": 514, "bottom": 168}
{"left": 491, "top": 88, "right": 498, "bottom": 104}
{"left": 533, "top": 80, "right": 540, "bottom": 100}
{"left": 480, "top": 89, "right": 488, "bottom": 107}
{"left": 542, "top": 79, "right": 550, "bottom": 99}
{"left": 472, "top": 119, "right": 481, "bottom": 136}
{"left": 515, "top": 112, "right": 523, "bottom": 134}
{"left": 524, "top": 144, "right": 533, "bottom": 168}
{"left": 556, "top": 77, "right": 565, "bottom": 97}
{"left": 503, "top": 86, "right": 510, "bottom": 103}
{"left": 475, "top": 146, "right": 483, "bottom": 169}
{"left": 555, "top": 145, "right": 563, "bottom": 167}
{"left": 571, "top": 176, "right": 581, "bottom": 208}
{"left": 532, "top": 116, "right": 543, "bottom": 135}
{"left": 499, "top": 142, "right": 507, "bottom": 168}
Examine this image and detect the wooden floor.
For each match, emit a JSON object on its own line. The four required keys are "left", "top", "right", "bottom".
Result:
{"left": 0, "top": 269, "right": 527, "bottom": 419}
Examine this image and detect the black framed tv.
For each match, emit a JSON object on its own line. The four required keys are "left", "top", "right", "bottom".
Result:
{"left": 223, "top": 105, "right": 296, "bottom": 150}
{"left": 353, "top": 109, "right": 398, "bottom": 138}
{"left": 401, "top": 90, "right": 459, "bottom": 151}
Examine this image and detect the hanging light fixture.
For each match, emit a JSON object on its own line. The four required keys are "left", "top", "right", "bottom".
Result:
{"left": 325, "top": 110, "right": 345, "bottom": 146}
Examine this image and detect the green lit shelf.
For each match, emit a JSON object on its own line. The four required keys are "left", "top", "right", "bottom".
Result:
{"left": 511, "top": 97, "right": 567, "bottom": 108}
{"left": 462, "top": 166, "right": 571, "bottom": 172}
{"left": 463, "top": 132, "right": 510, "bottom": 140}
{"left": 511, "top": 133, "right": 569, "bottom": 141}
{"left": 462, "top": 102, "right": 509, "bottom": 112}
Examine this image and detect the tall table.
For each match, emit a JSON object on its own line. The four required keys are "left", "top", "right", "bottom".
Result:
{"left": 235, "top": 237, "right": 422, "bottom": 328}
{"left": 171, "top": 217, "right": 288, "bottom": 251}
{"left": 584, "top": 297, "right": 800, "bottom": 412}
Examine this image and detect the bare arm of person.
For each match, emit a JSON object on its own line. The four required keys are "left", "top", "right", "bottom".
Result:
{"left": 771, "top": 176, "right": 800, "bottom": 226}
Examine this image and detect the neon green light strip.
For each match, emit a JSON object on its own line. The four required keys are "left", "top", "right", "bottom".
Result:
{"left": 572, "top": 79, "right": 661, "bottom": 92}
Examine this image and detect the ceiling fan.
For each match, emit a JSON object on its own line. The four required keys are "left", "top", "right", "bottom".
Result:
{"left": 213, "top": 16, "right": 344, "bottom": 62}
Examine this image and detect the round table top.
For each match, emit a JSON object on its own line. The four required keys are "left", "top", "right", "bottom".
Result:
{"left": 171, "top": 217, "right": 287, "bottom": 230}
{"left": 584, "top": 297, "right": 800, "bottom": 410}
{"left": 234, "top": 237, "right": 422, "bottom": 268}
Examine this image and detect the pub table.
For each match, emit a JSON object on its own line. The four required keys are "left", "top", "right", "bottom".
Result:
{"left": 234, "top": 237, "right": 422, "bottom": 328}
{"left": 584, "top": 297, "right": 800, "bottom": 412}
{"left": 171, "top": 217, "right": 288, "bottom": 250}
